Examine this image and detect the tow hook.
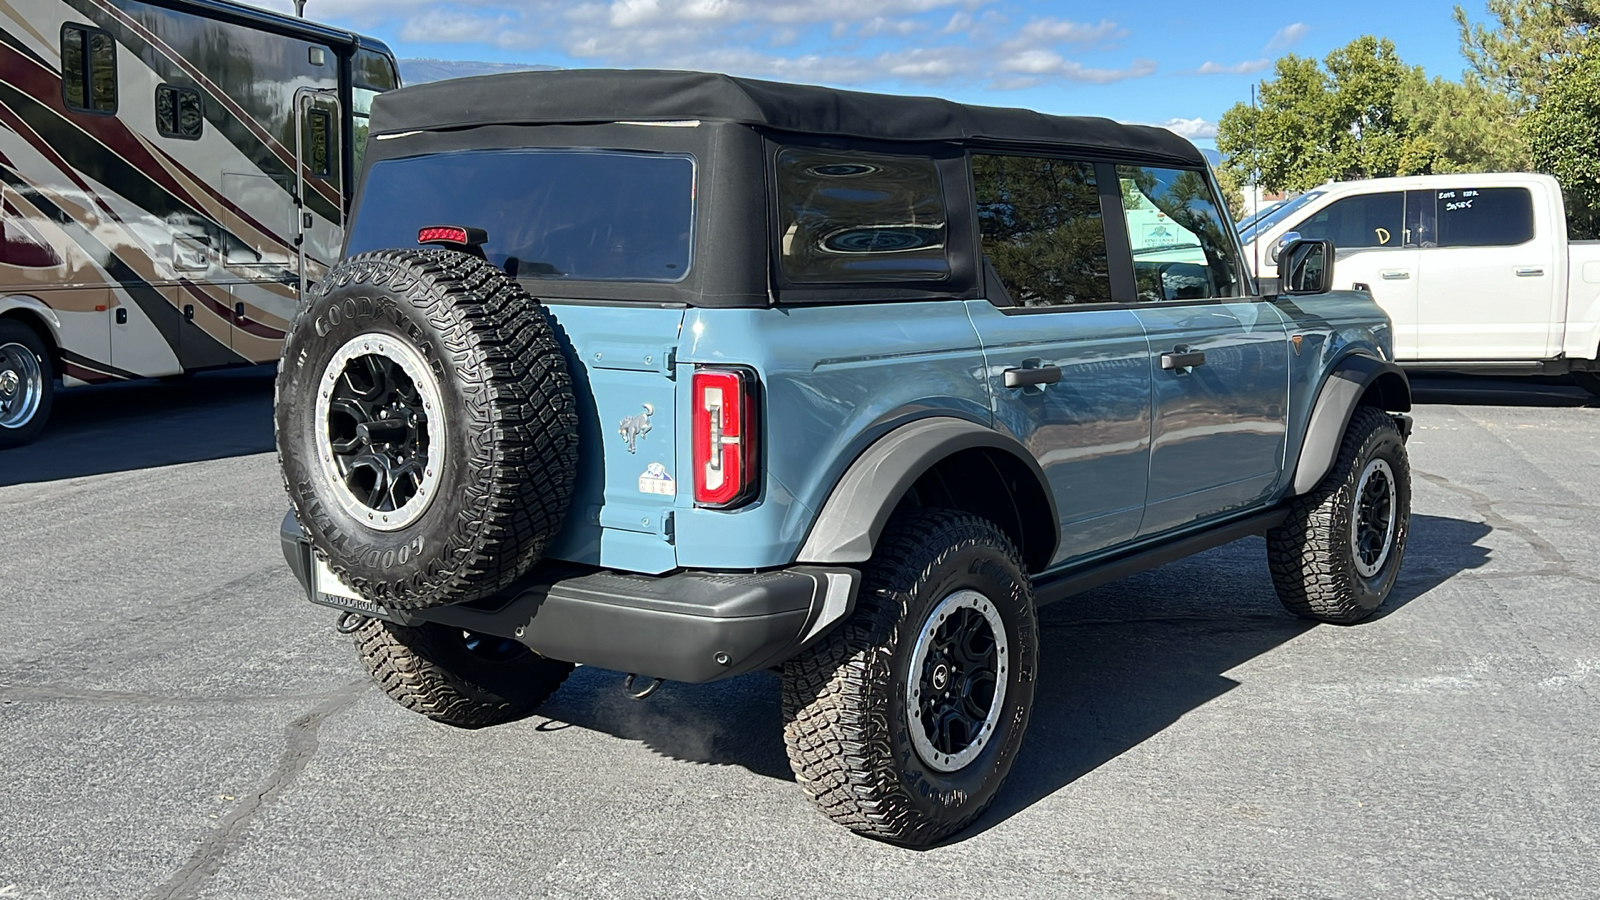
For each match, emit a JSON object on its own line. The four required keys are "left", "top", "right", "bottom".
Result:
{"left": 335, "top": 611, "right": 369, "bottom": 634}
{"left": 623, "top": 673, "right": 663, "bottom": 701}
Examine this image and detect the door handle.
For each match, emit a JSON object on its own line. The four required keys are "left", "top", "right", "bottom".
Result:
{"left": 1516, "top": 267, "right": 1545, "bottom": 277}
{"left": 1380, "top": 270, "right": 1411, "bottom": 280}
{"left": 1003, "top": 365, "right": 1063, "bottom": 388}
{"left": 1160, "top": 349, "right": 1207, "bottom": 370}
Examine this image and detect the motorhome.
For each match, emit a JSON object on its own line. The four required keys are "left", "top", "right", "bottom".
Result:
{"left": 0, "top": 0, "right": 399, "bottom": 447}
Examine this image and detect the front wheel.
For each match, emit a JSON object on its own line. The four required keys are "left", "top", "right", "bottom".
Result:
{"left": 0, "top": 319, "right": 54, "bottom": 449}
{"left": 782, "top": 509, "right": 1038, "bottom": 847}
{"left": 1267, "top": 405, "right": 1411, "bottom": 623}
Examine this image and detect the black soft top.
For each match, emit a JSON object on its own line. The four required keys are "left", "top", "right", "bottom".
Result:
{"left": 367, "top": 69, "right": 1204, "bottom": 167}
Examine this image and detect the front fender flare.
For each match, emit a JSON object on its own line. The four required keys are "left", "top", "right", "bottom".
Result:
{"left": 1291, "top": 354, "right": 1411, "bottom": 495}
{"left": 795, "top": 417, "right": 1058, "bottom": 566}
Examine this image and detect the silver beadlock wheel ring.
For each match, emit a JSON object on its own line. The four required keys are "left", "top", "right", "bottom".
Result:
{"left": 905, "top": 589, "right": 1010, "bottom": 773}
{"left": 314, "top": 332, "right": 445, "bottom": 532}
{"left": 0, "top": 341, "right": 43, "bottom": 431}
{"left": 1351, "top": 457, "right": 1398, "bottom": 578}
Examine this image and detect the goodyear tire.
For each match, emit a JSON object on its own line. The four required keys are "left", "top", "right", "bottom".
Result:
{"left": 276, "top": 249, "right": 578, "bottom": 610}
{"left": 355, "top": 618, "right": 573, "bottom": 728}
{"left": 781, "top": 508, "right": 1038, "bottom": 847}
{"left": 1267, "top": 406, "right": 1410, "bottom": 624}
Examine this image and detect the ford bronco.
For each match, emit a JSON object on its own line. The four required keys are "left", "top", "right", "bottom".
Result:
{"left": 275, "top": 70, "right": 1413, "bottom": 847}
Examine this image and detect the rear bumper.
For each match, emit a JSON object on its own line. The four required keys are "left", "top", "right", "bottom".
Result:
{"left": 280, "top": 512, "right": 858, "bottom": 683}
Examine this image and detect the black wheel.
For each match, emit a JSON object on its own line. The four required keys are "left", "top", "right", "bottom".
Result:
{"left": 782, "top": 508, "right": 1037, "bottom": 847}
{"left": 275, "top": 249, "right": 579, "bottom": 609}
{"left": 355, "top": 618, "right": 574, "bottom": 728}
{"left": 0, "top": 319, "right": 54, "bottom": 449}
{"left": 1572, "top": 371, "right": 1600, "bottom": 398}
{"left": 1267, "top": 405, "right": 1411, "bottom": 624}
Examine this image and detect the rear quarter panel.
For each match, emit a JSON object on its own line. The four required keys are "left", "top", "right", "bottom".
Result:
{"left": 1561, "top": 242, "right": 1600, "bottom": 360}
{"left": 673, "top": 301, "right": 991, "bottom": 569}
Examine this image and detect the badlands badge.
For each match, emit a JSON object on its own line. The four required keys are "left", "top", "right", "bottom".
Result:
{"left": 638, "top": 462, "right": 675, "bottom": 496}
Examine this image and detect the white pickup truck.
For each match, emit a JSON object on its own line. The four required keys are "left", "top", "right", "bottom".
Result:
{"left": 1240, "top": 173, "right": 1600, "bottom": 393}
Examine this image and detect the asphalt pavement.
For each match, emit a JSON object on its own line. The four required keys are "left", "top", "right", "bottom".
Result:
{"left": 1, "top": 372, "right": 1596, "bottom": 899}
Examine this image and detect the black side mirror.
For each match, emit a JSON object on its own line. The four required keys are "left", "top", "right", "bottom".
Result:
{"left": 1277, "top": 239, "right": 1335, "bottom": 296}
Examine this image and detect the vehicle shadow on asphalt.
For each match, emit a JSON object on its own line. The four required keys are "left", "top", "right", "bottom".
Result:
{"left": 1408, "top": 373, "right": 1596, "bottom": 408}
{"left": 0, "top": 366, "right": 276, "bottom": 486}
{"left": 532, "top": 512, "right": 1492, "bottom": 841}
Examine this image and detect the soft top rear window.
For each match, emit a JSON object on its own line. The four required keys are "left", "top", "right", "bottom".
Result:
{"left": 346, "top": 149, "right": 695, "bottom": 283}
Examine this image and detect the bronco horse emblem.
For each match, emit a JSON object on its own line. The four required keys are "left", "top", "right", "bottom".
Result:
{"left": 619, "top": 403, "right": 654, "bottom": 453}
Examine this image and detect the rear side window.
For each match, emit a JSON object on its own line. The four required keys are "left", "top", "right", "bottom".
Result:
{"left": 347, "top": 149, "right": 695, "bottom": 283}
{"left": 1434, "top": 187, "right": 1534, "bottom": 247}
{"left": 1294, "top": 192, "right": 1404, "bottom": 249}
{"left": 155, "top": 84, "right": 203, "bottom": 139}
{"left": 1118, "top": 165, "right": 1243, "bottom": 301}
{"left": 61, "top": 24, "right": 117, "bottom": 114}
{"left": 775, "top": 148, "right": 948, "bottom": 283}
{"left": 972, "top": 154, "right": 1110, "bottom": 306}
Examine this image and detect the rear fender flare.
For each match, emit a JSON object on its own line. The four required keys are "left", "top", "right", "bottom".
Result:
{"left": 795, "top": 417, "right": 1058, "bottom": 568}
{"left": 1291, "top": 354, "right": 1411, "bottom": 495}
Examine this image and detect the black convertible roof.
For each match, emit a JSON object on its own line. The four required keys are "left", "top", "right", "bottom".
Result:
{"left": 368, "top": 69, "right": 1204, "bottom": 167}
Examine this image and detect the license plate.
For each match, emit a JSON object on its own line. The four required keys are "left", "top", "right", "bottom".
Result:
{"left": 311, "top": 557, "right": 392, "bottom": 619}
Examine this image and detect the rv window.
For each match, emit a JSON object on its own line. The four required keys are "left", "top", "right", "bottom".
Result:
{"left": 61, "top": 24, "right": 117, "bottom": 114}
{"left": 155, "top": 85, "right": 203, "bottom": 140}
{"left": 305, "top": 109, "right": 332, "bottom": 178}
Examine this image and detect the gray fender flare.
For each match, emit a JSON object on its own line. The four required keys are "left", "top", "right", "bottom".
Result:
{"left": 1291, "top": 354, "right": 1411, "bottom": 495}
{"left": 795, "top": 417, "right": 1058, "bottom": 565}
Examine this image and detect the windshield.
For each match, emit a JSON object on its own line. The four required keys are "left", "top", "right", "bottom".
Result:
{"left": 1235, "top": 198, "right": 1287, "bottom": 231}
{"left": 1240, "top": 191, "right": 1324, "bottom": 244}
{"left": 347, "top": 149, "right": 696, "bottom": 283}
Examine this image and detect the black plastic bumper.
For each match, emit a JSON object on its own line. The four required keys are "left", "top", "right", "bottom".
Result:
{"left": 280, "top": 512, "right": 858, "bottom": 683}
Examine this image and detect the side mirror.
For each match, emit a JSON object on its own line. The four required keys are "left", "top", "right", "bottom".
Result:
{"left": 1278, "top": 239, "right": 1335, "bottom": 296}
{"left": 1268, "top": 230, "right": 1303, "bottom": 264}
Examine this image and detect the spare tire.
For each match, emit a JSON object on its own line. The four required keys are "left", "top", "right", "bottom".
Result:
{"left": 276, "top": 249, "right": 578, "bottom": 609}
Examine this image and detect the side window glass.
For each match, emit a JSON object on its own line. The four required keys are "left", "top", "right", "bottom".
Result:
{"left": 1117, "top": 165, "right": 1242, "bottom": 301}
{"left": 1436, "top": 187, "right": 1534, "bottom": 247}
{"left": 775, "top": 148, "right": 948, "bottom": 283}
{"left": 1294, "top": 193, "right": 1403, "bottom": 250}
{"left": 155, "top": 85, "right": 204, "bottom": 140}
{"left": 305, "top": 108, "right": 332, "bottom": 179}
{"left": 972, "top": 154, "right": 1109, "bottom": 307}
{"left": 61, "top": 24, "right": 117, "bottom": 114}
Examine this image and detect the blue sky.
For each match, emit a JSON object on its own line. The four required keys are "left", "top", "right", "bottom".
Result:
{"left": 261, "top": 0, "right": 1484, "bottom": 147}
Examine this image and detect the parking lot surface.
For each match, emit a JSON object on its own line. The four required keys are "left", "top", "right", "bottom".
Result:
{"left": 1, "top": 372, "right": 1597, "bottom": 899}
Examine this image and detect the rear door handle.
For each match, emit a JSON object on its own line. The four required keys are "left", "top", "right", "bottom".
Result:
{"left": 1381, "top": 270, "right": 1411, "bottom": 280}
{"left": 1516, "top": 267, "right": 1545, "bottom": 277}
{"left": 1160, "top": 349, "right": 1207, "bottom": 370}
{"left": 1003, "top": 365, "right": 1063, "bottom": 388}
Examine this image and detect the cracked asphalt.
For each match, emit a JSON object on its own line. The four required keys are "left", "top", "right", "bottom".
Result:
{"left": 1, "top": 369, "right": 1597, "bottom": 899}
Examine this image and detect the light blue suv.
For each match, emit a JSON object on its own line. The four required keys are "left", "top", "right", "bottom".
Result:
{"left": 275, "top": 70, "right": 1413, "bottom": 846}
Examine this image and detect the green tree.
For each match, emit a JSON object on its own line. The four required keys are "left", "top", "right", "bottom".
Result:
{"left": 1217, "top": 37, "right": 1437, "bottom": 193}
{"left": 1520, "top": 44, "right": 1600, "bottom": 239}
{"left": 1455, "top": 0, "right": 1599, "bottom": 108}
{"left": 1395, "top": 69, "right": 1529, "bottom": 172}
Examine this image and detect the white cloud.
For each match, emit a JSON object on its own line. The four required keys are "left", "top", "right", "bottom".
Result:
{"left": 266, "top": 0, "right": 1157, "bottom": 90}
{"left": 1264, "top": 22, "right": 1309, "bottom": 52}
{"left": 1194, "top": 59, "right": 1269, "bottom": 75}
{"left": 1157, "top": 117, "right": 1218, "bottom": 140}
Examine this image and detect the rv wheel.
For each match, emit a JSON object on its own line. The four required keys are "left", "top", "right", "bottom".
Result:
{"left": 275, "top": 249, "right": 579, "bottom": 609}
{"left": 0, "top": 319, "right": 54, "bottom": 450}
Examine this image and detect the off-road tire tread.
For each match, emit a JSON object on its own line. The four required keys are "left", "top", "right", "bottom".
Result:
{"left": 277, "top": 249, "right": 579, "bottom": 609}
{"left": 1267, "top": 405, "right": 1409, "bottom": 624}
{"left": 354, "top": 618, "right": 573, "bottom": 728}
{"left": 781, "top": 508, "right": 1029, "bottom": 846}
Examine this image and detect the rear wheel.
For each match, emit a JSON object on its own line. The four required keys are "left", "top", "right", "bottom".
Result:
{"left": 355, "top": 617, "right": 574, "bottom": 728}
{"left": 1267, "top": 406, "right": 1410, "bottom": 623}
{"left": 0, "top": 319, "right": 53, "bottom": 450}
{"left": 782, "top": 509, "right": 1037, "bottom": 847}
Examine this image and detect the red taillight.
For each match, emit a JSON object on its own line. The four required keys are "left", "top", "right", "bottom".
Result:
{"left": 693, "top": 368, "right": 758, "bottom": 508}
